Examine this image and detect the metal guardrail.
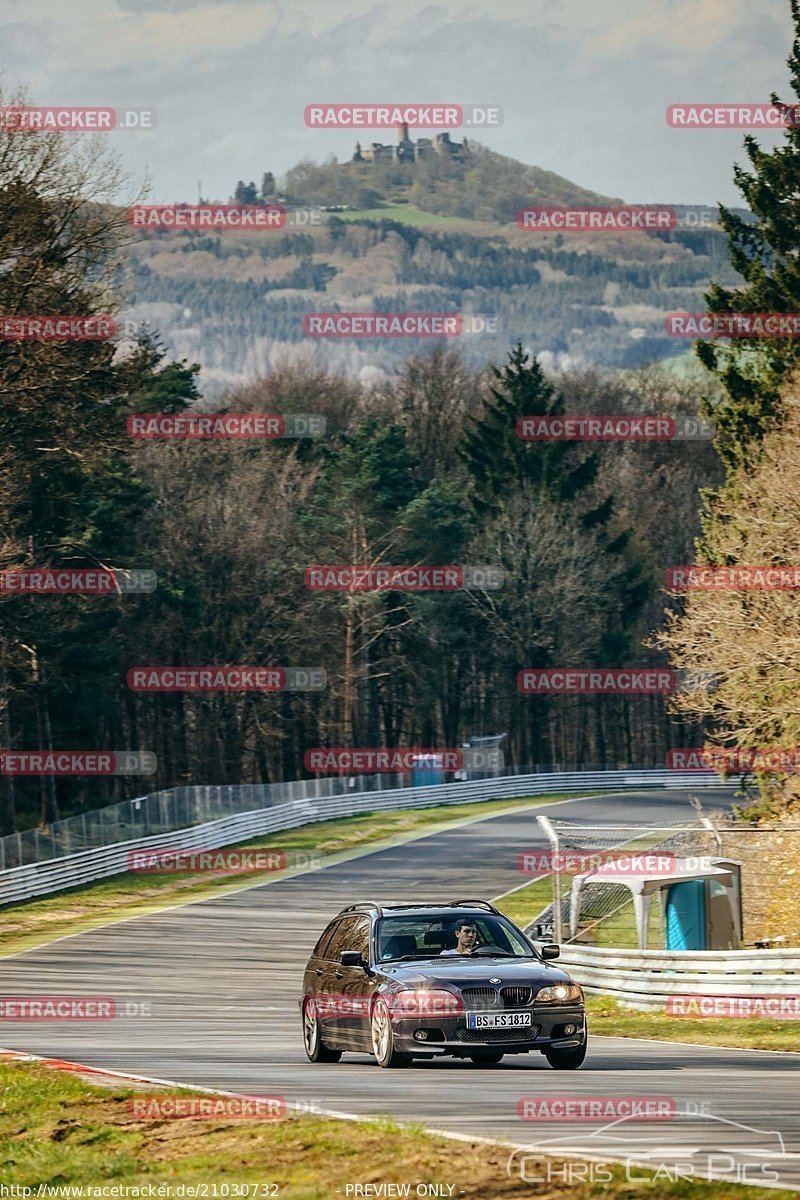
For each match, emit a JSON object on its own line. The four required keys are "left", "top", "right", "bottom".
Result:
{"left": 559, "top": 944, "right": 800, "bottom": 1008}
{"left": 0, "top": 768, "right": 723, "bottom": 906}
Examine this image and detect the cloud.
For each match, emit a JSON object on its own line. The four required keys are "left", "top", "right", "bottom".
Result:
{"left": 587, "top": 0, "right": 786, "bottom": 57}
{"left": 0, "top": 0, "right": 794, "bottom": 206}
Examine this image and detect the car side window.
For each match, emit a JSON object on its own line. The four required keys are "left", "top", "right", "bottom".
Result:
{"left": 348, "top": 916, "right": 372, "bottom": 961}
{"left": 313, "top": 921, "right": 340, "bottom": 961}
{"left": 325, "top": 916, "right": 358, "bottom": 961}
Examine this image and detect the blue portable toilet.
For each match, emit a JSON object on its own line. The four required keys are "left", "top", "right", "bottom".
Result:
{"left": 664, "top": 864, "right": 742, "bottom": 950}
{"left": 665, "top": 879, "right": 706, "bottom": 950}
{"left": 411, "top": 752, "right": 445, "bottom": 788}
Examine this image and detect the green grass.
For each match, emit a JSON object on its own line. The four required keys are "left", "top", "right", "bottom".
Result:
{"left": 494, "top": 876, "right": 552, "bottom": 927}
{"left": 587, "top": 995, "right": 800, "bottom": 1053}
{"left": 0, "top": 792, "right": 595, "bottom": 957}
{"left": 1, "top": 1058, "right": 793, "bottom": 1199}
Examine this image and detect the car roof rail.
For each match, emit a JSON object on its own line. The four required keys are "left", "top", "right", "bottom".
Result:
{"left": 448, "top": 899, "right": 501, "bottom": 913}
{"left": 337, "top": 900, "right": 502, "bottom": 916}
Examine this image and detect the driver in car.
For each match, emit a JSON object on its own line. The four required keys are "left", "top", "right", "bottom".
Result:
{"left": 440, "top": 918, "right": 479, "bottom": 956}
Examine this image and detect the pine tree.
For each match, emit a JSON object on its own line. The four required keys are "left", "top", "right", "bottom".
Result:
{"left": 697, "top": 0, "right": 800, "bottom": 468}
{"left": 459, "top": 343, "right": 597, "bottom": 514}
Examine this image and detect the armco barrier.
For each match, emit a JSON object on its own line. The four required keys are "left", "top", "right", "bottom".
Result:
{"left": 0, "top": 768, "right": 722, "bottom": 906}
{"left": 559, "top": 944, "right": 800, "bottom": 1009}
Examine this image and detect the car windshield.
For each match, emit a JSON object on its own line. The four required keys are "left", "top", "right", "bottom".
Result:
{"left": 375, "top": 913, "right": 535, "bottom": 962}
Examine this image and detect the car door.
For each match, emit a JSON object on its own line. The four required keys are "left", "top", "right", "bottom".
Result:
{"left": 321, "top": 916, "right": 374, "bottom": 1051}
{"left": 316, "top": 916, "right": 359, "bottom": 1045}
{"left": 332, "top": 916, "right": 374, "bottom": 1051}
{"left": 312, "top": 918, "right": 347, "bottom": 1043}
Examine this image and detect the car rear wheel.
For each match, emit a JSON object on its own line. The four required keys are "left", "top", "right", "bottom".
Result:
{"left": 371, "top": 998, "right": 411, "bottom": 1068}
{"left": 544, "top": 1039, "right": 586, "bottom": 1070}
{"left": 468, "top": 1051, "right": 504, "bottom": 1066}
{"left": 302, "top": 997, "right": 341, "bottom": 1063}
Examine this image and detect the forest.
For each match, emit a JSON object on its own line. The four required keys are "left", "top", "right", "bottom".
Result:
{"left": 3, "top": 12, "right": 800, "bottom": 835}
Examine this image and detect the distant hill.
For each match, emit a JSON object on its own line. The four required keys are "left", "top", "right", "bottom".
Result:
{"left": 122, "top": 145, "right": 747, "bottom": 396}
{"left": 280, "top": 141, "right": 621, "bottom": 224}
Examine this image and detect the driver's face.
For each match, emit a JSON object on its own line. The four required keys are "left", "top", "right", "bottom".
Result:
{"left": 456, "top": 924, "right": 478, "bottom": 952}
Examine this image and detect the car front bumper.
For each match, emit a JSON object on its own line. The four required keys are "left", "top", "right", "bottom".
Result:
{"left": 389, "top": 1005, "right": 586, "bottom": 1055}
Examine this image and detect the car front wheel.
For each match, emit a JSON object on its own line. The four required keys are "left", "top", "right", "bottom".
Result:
{"left": 371, "top": 998, "right": 411, "bottom": 1068}
{"left": 302, "top": 997, "right": 342, "bottom": 1063}
{"left": 544, "top": 1039, "right": 586, "bottom": 1070}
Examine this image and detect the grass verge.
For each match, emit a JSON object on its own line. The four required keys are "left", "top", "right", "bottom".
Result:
{"left": 0, "top": 1058, "right": 792, "bottom": 1200}
{"left": 0, "top": 792, "right": 587, "bottom": 958}
{"left": 585, "top": 995, "right": 800, "bottom": 1053}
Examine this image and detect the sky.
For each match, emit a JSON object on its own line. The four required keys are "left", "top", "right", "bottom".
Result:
{"left": 0, "top": 0, "right": 795, "bottom": 207}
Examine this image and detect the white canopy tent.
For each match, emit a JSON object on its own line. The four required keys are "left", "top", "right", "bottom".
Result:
{"left": 568, "top": 857, "right": 742, "bottom": 949}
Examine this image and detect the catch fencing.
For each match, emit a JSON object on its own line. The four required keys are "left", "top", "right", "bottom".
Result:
{"left": 533, "top": 817, "right": 800, "bottom": 951}
{"left": 0, "top": 767, "right": 722, "bottom": 905}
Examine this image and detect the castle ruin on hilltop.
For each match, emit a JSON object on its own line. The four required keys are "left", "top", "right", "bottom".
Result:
{"left": 353, "top": 122, "right": 468, "bottom": 164}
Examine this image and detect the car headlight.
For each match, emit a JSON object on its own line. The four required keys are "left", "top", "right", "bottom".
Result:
{"left": 535, "top": 983, "right": 583, "bottom": 1003}
{"left": 387, "top": 989, "right": 463, "bottom": 1018}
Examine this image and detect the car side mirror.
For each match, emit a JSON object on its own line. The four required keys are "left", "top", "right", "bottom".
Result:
{"left": 340, "top": 950, "right": 367, "bottom": 969}
{"left": 541, "top": 944, "right": 560, "bottom": 960}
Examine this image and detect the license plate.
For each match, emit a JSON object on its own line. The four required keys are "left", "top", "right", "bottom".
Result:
{"left": 467, "top": 1010, "right": 532, "bottom": 1029}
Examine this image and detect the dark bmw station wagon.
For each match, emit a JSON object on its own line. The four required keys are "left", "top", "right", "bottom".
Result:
{"left": 300, "top": 900, "right": 586, "bottom": 1069}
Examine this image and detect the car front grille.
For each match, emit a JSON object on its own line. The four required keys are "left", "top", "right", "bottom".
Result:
{"left": 461, "top": 988, "right": 498, "bottom": 1010}
{"left": 457, "top": 1026, "right": 540, "bottom": 1043}
{"left": 461, "top": 986, "right": 533, "bottom": 1010}
{"left": 501, "top": 986, "right": 533, "bottom": 1007}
